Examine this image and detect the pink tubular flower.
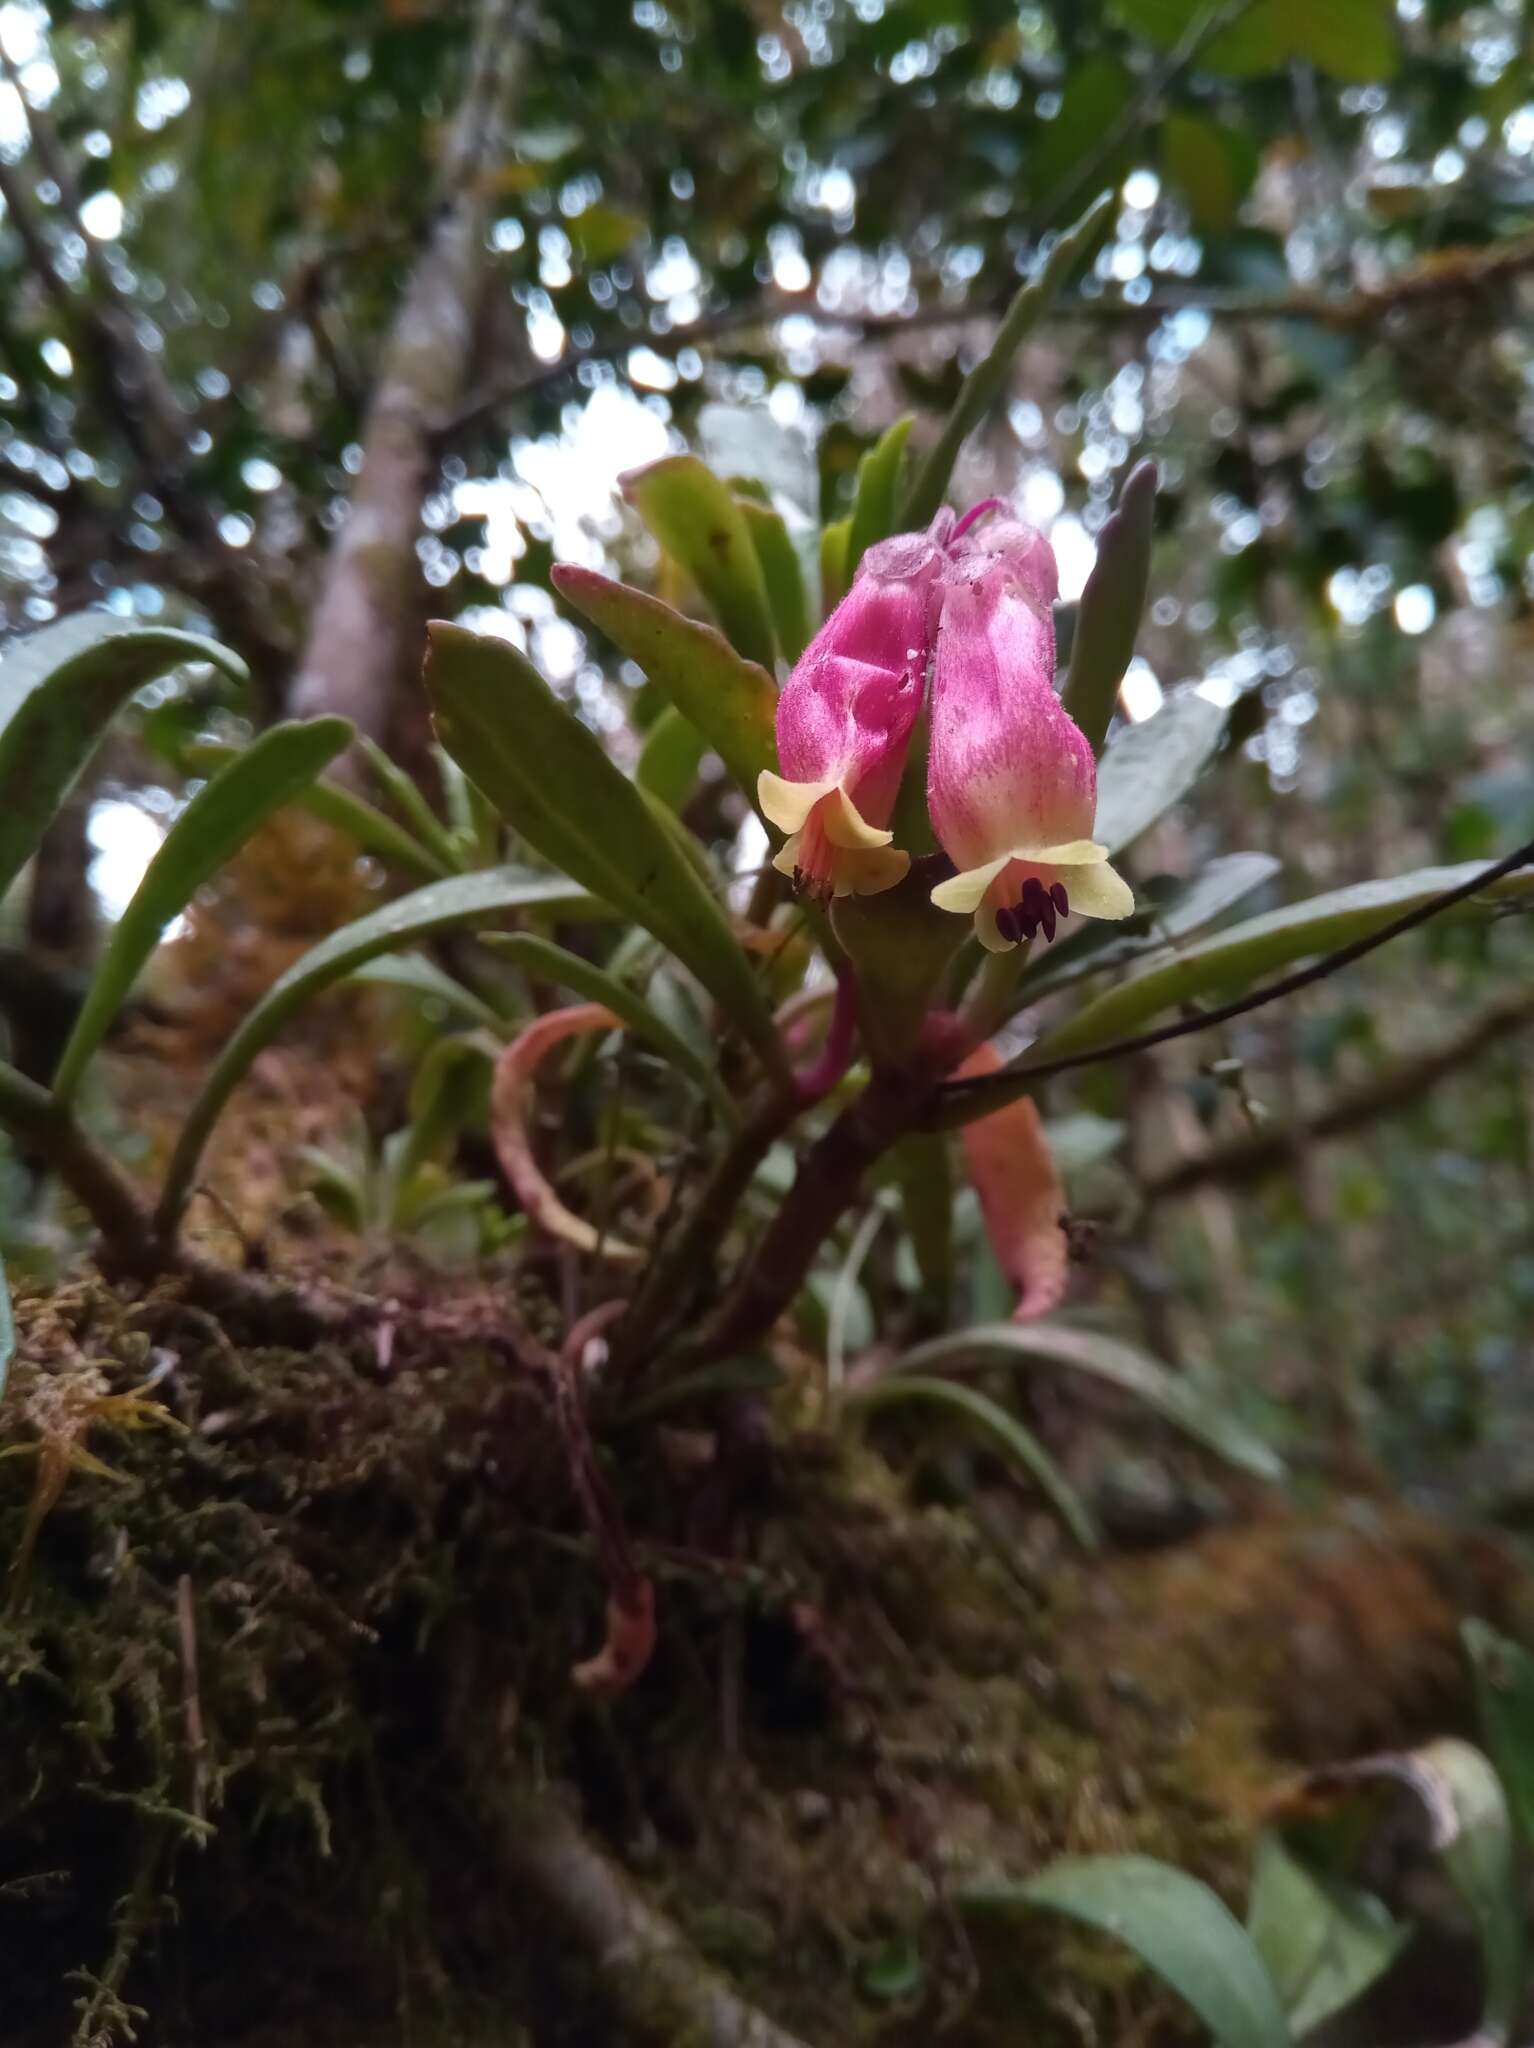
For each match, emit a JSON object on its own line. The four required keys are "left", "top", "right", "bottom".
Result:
{"left": 927, "top": 516, "right": 1133, "bottom": 951}
{"left": 758, "top": 531, "right": 945, "bottom": 901}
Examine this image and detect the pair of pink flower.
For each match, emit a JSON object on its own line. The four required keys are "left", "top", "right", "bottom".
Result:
{"left": 758, "top": 502, "right": 1133, "bottom": 950}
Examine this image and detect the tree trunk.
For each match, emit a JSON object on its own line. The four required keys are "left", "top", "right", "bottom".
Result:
{"left": 285, "top": 0, "right": 523, "bottom": 756}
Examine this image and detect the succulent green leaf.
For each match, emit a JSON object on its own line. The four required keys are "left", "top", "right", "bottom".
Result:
{"left": 737, "top": 495, "right": 811, "bottom": 662}
{"left": 637, "top": 706, "right": 708, "bottom": 812}
{"left": 346, "top": 953, "right": 509, "bottom": 1037}
{"left": 962, "top": 1855, "right": 1290, "bottom": 2048}
{"left": 1465, "top": 1620, "right": 1534, "bottom": 1852}
{"left": 52, "top": 717, "right": 353, "bottom": 1104}
{"left": 359, "top": 735, "right": 467, "bottom": 875}
{"left": 157, "top": 867, "right": 590, "bottom": 1234}
{"left": 552, "top": 565, "right": 778, "bottom": 803}
{"left": 183, "top": 742, "right": 451, "bottom": 882}
{"left": 820, "top": 516, "right": 852, "bottom": 615}
{"left": 846, "top": 415, "right": 915, "bottom": 578}
{"left": 0, "top": 614, "right": 247, "bottom": 900}
{"left": 900, "top": 191, "right": 1112, "bottom": 531}
{"left": 1062, "top": 459, "right": 1158, "bottom": 755}
{"left": 621, "top": 453, "right": 779, "bottom": 669}
{"left": 426, "top": 623, "right": 782, "bottom": 1069}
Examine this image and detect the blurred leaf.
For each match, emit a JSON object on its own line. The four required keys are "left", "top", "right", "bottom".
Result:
{"left": 1246, "top": 1832, "right": 1405, "bottom": 2038}
{"left": 427, "top": 624, "right": 782, "bottom": 1069}
{"left": 397, "top": 1032, "right": 494, "bottom": 1190}
{"left": 553, "top": 566, "right": 778, "bottom": 803}
{"left": 820, "top": 515, "right": 852, "bottom": 615}
{"left": 184, "top": 743, "right": 450, "bottom": 882}
{"left": 637, "top": 706, "right": 708, "bottom": 811}
{"left": 846, "top": 414, "right": 915, "bottom": 579}
{"left": 1160, "top": 113, "right": 1260, "bottom": 235}
{"left": 567, "top": 203, "right": 642, "bottom": 265}
{"left": 347, "top": 953, "right": 508, "bottom": 1036}
{"left": 900, "top": 190, "right": 1112, "bottom": 531}
{"left": 53, "top": 717, "right": 352, "bottom": 1104}
{"left": 482, "top": 931, "right": 738, "bottom": 1125}
{"left": 1031, "top": 858, "right": 1534, "bottom": 1068}
{"left": 1030, "top": 56, "right": 1134, "bottom": 202}
{"left": 1095, "top": 690, "right": 1229, "bottom": 855}
{"left": 1110, "top": 0, "right": 1398, "bottom": 81}
{"left": 737, "top": 495, "right": 811, "bottom": 663}
{"left": 0, "top": 615, "right": 247, "bottom": 900}
{"left": 1284, "top": 1741, "right": 1518, "bottom": 2043}
{"left": 157, "top": 867, "right": 590, "bottom": 1234}
{"left": 859, "top": 1936, "right": 925, "bottom": 2002}
{"left": 359, "top": 735, "right": 466, "bottom": 874}
{"left": 1465, "top": 1620, "right": 1534, "bottom": 1852}
{"left": 621, "top": 454, "right": 779, "bottom": 669}
{"left": 1062, "top": 460, "right": 1158, "bottom": 755}
{"left": 895, "top": 1322, "right": 1282, "bottom": 1479}
{"left": 842, "top": 1373, "right": 1098, "bottom": 1550}
{"left": 962, "top": 1856, "right": 1290, "bottom": 2048}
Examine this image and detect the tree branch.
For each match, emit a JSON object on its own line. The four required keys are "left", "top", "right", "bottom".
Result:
{"left": 1145, "top": 985, "right": 1534, "bottom": 1200}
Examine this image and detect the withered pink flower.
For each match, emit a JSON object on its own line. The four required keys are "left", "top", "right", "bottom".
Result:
{"left": 758, "top": 531, "right": 943, "bottom": 901}
{"left": 927, "top": 514, "right": 1132, "bottom": 951}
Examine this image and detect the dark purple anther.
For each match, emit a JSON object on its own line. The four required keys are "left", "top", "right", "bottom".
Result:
{"left": 994, "top": 904, "right": 1020, "bottom": 943}
{"left": 1050, "top": 881, "right": 1070, "bottom": 919}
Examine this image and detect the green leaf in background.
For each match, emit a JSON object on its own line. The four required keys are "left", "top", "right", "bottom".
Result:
{"left": 482, "top": 931, "right": 738, "bottom": 1126}
{"left": 1095, "top": 689, "right": 1229, "bottom": 855}
{"left": 0, "top": 1249, "right": 12, "bottom": 1401}
{"left": 899, "top": 190, "right": 1112, "bottom": 532}
{"left": 1031, "top": 858, "right": 1534, "bottom": 1067}
{"left": 396, "top": 1032, "right": 494, "bottom": 1190}
{"left": 183, "top": 743, "right": 451, "bottom": 883}
{"left": 0, "top": 614, "right": 248, "bottom": 900}
{"left": 156, "top": 867, "right": 590, "bottom": 1233}
{"left": 1061, "top": 459, "right": 1158, "bottom": 755}
{"left": 820, "top": 516, "right": 852, "bottom": 615}
{"left": 1291, "top": 1740, "right": 1519, "bottom": 2044}
{"left": 51, "top": 718, "right": 353, "bottom": 1104}
{"left": 552, "top": 566, "right": 778, "bottom": 803}
{"left": 894, "top": 1321, "right": 1283, "bottom": 1480}
{"left": 846, "top": 414, "right": 915, "bottom": 579}
{"left": 737, "top": 495, "right": 810, "bottom": 662}
{"left": 1018, "top": 852, "right": 1282, "bottom": 1003}
{"left": 621, "top": 453, "right": 780, "bottom": 670}
{"left": 359, "top": 735, "right": 466, "bottom": 875}
{"left": 426, "top": 624, "right": 783, "bottom": 1070}
{"left": 346, "top": 953, "right": 509, "bottom": 1037}
{"left": 885, "top": 1130, "right": 953, "bottom": 1308}
{"left": 1109, "top": 0, "right": 1398, "bottom": 82}
{"left": 1160, "top": 113, "right": 1260, "bottom": 237}
{"left": 842, "top": 1372, "right": 1097, "bottom": 1551}
{"left": 1030, "top": 55, "right": 1135, "bottom": 204}
{"left": 1465, "top": 1620, "right": 1534, "bottom": 1852}
{"left": 637, "top": 706, "right": 708, "bottom": 812}
{"left": 1246, "top": 1831, "right": 1405, "bottom": 2039}
{"left": 963, "top": 1855, "right": 1291, "bottom": 2048}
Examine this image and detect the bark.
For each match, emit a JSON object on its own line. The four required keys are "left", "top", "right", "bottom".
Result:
{"left": 285, "top": 0, "right": 524, "bottom": 752}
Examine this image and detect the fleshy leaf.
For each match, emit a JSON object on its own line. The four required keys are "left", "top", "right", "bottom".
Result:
{"left": 846, "top": 415, "right": 915, "bottom": 580}
{"left": 636, "top": 706, "right": 707, "bottom": 812}
{"left": 1061, "top": 459, "right": 1157, "bottom": 755}
{"left": 1246, "top": 1831, "right": 1405, "bottom": 2038}
{"left": 426, "top": 623, "right": 783, "bottom": 1070}
{"left": 621, "top": 453, "right": 779, "bottom": 669}
{"left": 52, "top": 717, "right": 353, "bottom": 1103}
{"left": 552, "top": 565, "right": 778, "bottom": 803}
{"left": 894, "top": 1321, "right": 1282, "bottom": 1480}
{"left": 0, "top": 614, "right": 247, "bottom": 900}
{"left": 737, "top": 495, "right": 811, "bottom": 662}
{"left": 1094, "top": 689, "right": 1229, "bottom": 856}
